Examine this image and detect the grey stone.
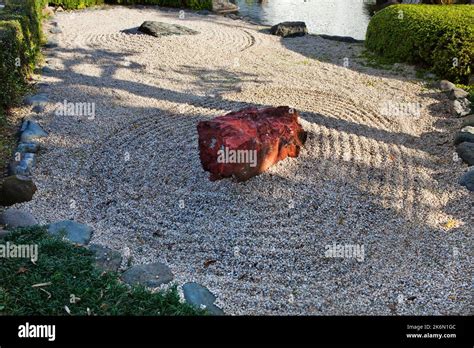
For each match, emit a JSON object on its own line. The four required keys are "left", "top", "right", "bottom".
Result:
{"left": 0, "top": 228, "right": 10, "bottom": 239}
{"left": 14, "top": 154, "right": 35, "bottom": 176}
{"left": 16, "top": 142, "right": 39, "bottom": 153}
{"left": 182, "top": 282, "right": 224, "bottom": 315}
{"left": 42, "top": 66, "right": 55, "bottom": 75}
{"left": 454, "top": 126, "right": 474, "bottom": 145}
{"left": 20, "top": 120, "right": 47, "bottom": 143}
{"left": 453, "top": 98, "right": 471, "bottom": 117}
{"left": 319, "top": 34, "right": 363, "bottom": 43}
{"left": 49, "top": 27, "right": 62, "bottom": 34}
{"left": 138, "top": 21, "right": 199, "bottom": 37}
{"left": 197, "top": 10, "right": 211, "bottom": 15}
{"left": 47, "top": 220, "right": 93, "bottom": 245}
{"left": 449, "top": 87, "right": 469, "bottom": 100}
{"left": 459, "top": 169, "right": 474, "bottom": 191}
{"left": 439, "top": 80, "right": 455, "bottom": 91}
{"left": 462, "top": 114, "right": 474, "bottom": 128}
{"left": 0, "top": 175, "right": 37, "bottom": 206}
{"left": 226, "top": 13, "right": 241, "bottom": 20}
{"left": 13, "top": 153, "right": 35, "bottom": 176}
{"left": 89, "top": 244, "right": 122, "bottom": 272}
{"left": 456, "top": 142, "right": 474, "bottom": 166}
{"left": 44, "top": 38, "right": 58, "bottom": 48}
{"left": 270, "top": 21, "right": 308, "bottom": 38}
{"left": 212, "top": 0, "right": 239, "bottom": 13}
{"left": 0, "top": 209, "right": 38, "bottom": 229}
{"left": 24, "top": 93, "right": 48, "bottom": 107}
{"left": 122, "top": 262, "right": 174, "bottom": 287}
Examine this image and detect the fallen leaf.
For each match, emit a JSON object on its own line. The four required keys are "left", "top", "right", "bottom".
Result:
{"left": 204, "top": 259, "right": 217, "bottom": 268}
{"left": 17, "top": 267, "right": 28, "bottom": 274}
{"left": 444, "top": 219, "right": 458, "bottom": 230}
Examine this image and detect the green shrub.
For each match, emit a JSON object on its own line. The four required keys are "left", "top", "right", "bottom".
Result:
{"left": 366, "top": 5, "right": 474, "bottom": 83}
{"left": 48, "top": 0, "right": 105, "bottom": 10}
{"left": 0, "top": 0, "right": 45, "bottom": 109}
{"left": 109, "top": 0, "right": 212, "bottom": 10}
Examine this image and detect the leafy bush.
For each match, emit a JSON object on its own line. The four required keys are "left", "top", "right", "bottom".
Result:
{"left": 366, "top": 5, "right": 474, "bottom": 83}
{"left": 0, "top": 0, "right": 45, "bottom": 109}
{"left": 48, "top": 0, "right": 105, "bottom": 10}
{"left": 49, "top": 0, "right": 212, "bottom": 10}
{"left": 109, "top": 0, "right": 212, "bottom": 10}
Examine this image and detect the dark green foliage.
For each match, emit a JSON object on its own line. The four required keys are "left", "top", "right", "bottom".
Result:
{"left": 366, "top": 5, "right": 474, "bottom": 83}
{"left": 107, "top": 0, "right": 212, "bottom": 10}
{"left": 0, "top": 0, "right": 45, "bottom": 109}
{"left": 48, "top": 0, "right": 105, "bottom": 10}
{"left": 0, "top": 226, "right": 206, "bottom": 315}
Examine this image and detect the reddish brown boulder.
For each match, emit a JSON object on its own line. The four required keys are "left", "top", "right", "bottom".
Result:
{"left": 197, "top": 106, "right": 307, "bottom": 181}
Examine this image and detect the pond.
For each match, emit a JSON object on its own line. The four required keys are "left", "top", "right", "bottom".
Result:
{"left": 232, "top": 0, "right": 374, "bottom": 40}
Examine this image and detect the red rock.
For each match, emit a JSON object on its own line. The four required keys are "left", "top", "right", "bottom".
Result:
{"left": 197, "top": 106, "right": 307, "bottom": 181}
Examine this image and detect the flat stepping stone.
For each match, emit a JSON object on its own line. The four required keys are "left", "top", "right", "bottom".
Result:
{"left": 122, "top": 262, "right": 173, "bottom": 287}
{"left": 13, "top": 153, "right": 35, "bottom": 176}
{"left": 0, "top": 209, "right": 37, "bottom": 229}
{"left": 49, "top": 27, "right": 62, "bottom": 34}
{"left": 449, "top": 87, "right": 469, "bottom": 100}
{"left": 456, "top": 142, "right": 474, "bottom": 166}
{"left": 24, "top": 94, "right": 48, "bottom": 107}
{"left": 0, "top": 175, "right": 37, "bottom": 206}
{"left": 454, "top": 126, "right": 474, "bottom": 145}
{"left": 89, "top": 244, "right": 122, "bottom": 272}
{"left": 20, "top": 120, "right": 48, "bottom": 143}
{"left": 453, "top": 99, "right": 471, "bottom": 117}
{"left": 319, "top": 34, "right": 362, "bottom": 43}
{"left": 16, "top": 142, "right": 40, "bottom": 154}
{"left": 47, "top": 220, "right": 93, "bottom": 245}
{"left": 439, "top": 80, "right": 455, "bottom": 91}
{"left": 0, "top": 228, "right": 10, "bottom": 239}
{"left": 182, "top": 282, "right": 224, "bottom": 315}
{"left": 138, "top": 21, "right": 199, "bottom": 37}
{"left": 462, "top": 114, "right": 474, "bottom": 128}
{"left": 459, "top": 170, "right": 474, "bottom": 191}
{"left": 44, "top": 38, "right": 59, "bottom": 48}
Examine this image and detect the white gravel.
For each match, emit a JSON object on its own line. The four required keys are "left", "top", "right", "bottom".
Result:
{"left": 14, "top": 6, "right": 473, "bottom": 315}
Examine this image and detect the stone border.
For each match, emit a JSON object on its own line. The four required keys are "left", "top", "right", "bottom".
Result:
{"left": 439, "top": 80, "right": 474, "bottom": 191}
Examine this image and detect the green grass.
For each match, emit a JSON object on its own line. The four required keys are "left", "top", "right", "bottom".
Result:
{"left": 0, "top": 226, "right": 206, "bottom": 316}
{"left": 366, "top": 5, "right": 474, "bottom": 84}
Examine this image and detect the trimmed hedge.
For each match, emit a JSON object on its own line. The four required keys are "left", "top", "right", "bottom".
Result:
{"left": 366, "top": 5, "right": 474, "bottom": 83}
{"left": 0, "top": 0, "right": 46, "bottom": 109}
{"left": 48, "top": 0, "right": 105, "bottom": 10}
{"left": 109, "top": 0, "right": 211, "bottom": 10}
{"left": 50, "top": 0, "right": 212, "bottom": 10}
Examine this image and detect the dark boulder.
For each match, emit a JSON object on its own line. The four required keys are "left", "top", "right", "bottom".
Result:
{"left": 270, "top": 22, "right": 308, "bottom": 38}
{"left": 138, "top": 21, "right": 198, "bottom": 37}
{"left": 0, "top": 175, "right": 37, "bottom": 206}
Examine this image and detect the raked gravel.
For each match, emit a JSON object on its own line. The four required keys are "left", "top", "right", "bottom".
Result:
{"left": 14, "top": 6, "right": 472, "bottom": 315}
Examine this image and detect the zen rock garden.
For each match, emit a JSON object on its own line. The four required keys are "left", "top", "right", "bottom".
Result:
{"left": 0, "top": 1, "right": 472, "bottom": 316}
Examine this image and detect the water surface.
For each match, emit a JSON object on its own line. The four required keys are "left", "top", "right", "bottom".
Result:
{"left": 233, "top": 0, "right": 372, "bottom": 40}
